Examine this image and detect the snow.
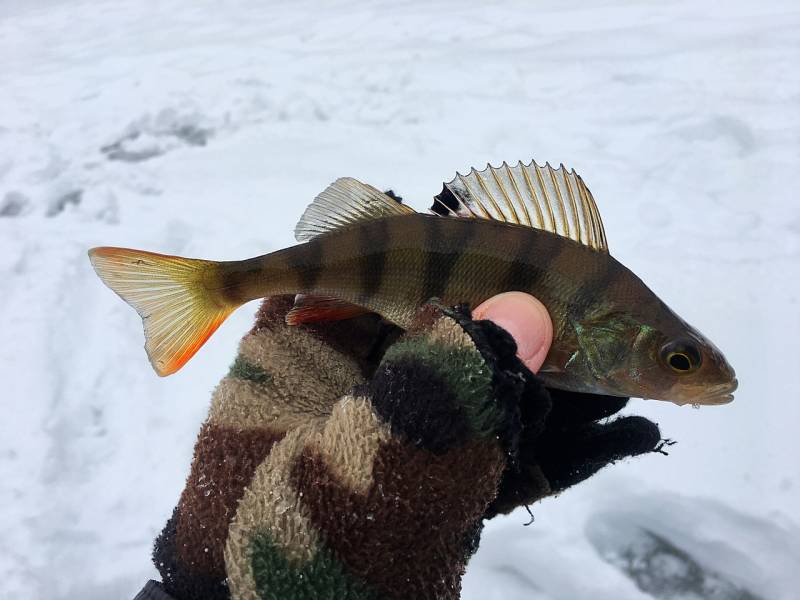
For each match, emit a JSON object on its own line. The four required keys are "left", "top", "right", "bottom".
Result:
{"left": 1, "top": 0, "right": 798, "bottom": 598}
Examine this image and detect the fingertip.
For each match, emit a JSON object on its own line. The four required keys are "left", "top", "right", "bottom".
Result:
{"left": 474, "top": 292, "right": 554, "bottom": 373}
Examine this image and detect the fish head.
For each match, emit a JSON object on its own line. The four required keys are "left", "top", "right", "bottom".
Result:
{"left": 628, "top": 317, "right": 738, "bottom": 405}
{"left": 569, "top": 306, "right": 737, "bottom": 406}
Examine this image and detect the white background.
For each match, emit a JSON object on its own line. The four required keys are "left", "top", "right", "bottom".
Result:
{"left": 1, "top": 1, "right": 798, "bottom": 598}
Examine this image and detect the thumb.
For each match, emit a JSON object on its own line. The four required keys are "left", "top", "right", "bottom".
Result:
{"left": 473, "top": 291, "right": 554, "bottom": 373}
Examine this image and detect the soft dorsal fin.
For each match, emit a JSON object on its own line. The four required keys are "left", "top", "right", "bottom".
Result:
{"left": 295, "top": 177, "right": 415, "bottom": 242}
{"left": 431, "top": 160, "right": 608, "bottom": 252}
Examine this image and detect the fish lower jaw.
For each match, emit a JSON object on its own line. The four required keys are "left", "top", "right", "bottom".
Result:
{"left": 703, "top": 392, "right": 735, "bottom": 405}
{"left": 638, "top": 392, "right": 734, "bottom": 406}
{"left": 679, "top": 392, "right": 735, "bottom": 406}
{"left": 661, "top": 378, "right": 738, "bottom": 406}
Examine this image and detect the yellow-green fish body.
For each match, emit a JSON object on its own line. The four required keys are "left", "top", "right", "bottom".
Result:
{"left": 89, "top": 161, "right": 737, "bottom": 405}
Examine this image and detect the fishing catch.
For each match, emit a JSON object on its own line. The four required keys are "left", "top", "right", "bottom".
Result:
{"left": 89, "top": 160, "right": 737, "bottom": 405}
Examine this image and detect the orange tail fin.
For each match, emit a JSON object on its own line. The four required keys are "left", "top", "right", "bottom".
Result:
{"left": 88, "top": 247, "right": 238, "bottom": 376}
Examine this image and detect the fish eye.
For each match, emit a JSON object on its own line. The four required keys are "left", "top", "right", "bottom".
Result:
{"left": 661, "top": 340, "right": 702, "bottom": 374}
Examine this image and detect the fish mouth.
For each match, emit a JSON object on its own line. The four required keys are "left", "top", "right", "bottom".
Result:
{"left": 664, "top": 377, "right": 738, "bottom": 406}
{"left": 693, "top": 378, "right": 738, "bottom": 405}
{"left": 702, "top": 392, "right": 734, "bottom": 405}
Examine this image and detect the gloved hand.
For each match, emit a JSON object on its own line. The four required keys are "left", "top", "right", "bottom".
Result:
{"left": 143, "top": 295, "right": 661, "bottom": 600}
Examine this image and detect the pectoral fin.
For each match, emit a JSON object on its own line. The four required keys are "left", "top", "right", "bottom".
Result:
{"left": 539, "top": 343, "right": 575, "bottom": 374}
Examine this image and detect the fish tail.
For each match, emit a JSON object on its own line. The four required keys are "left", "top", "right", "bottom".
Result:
{"left": 88, "top": 247, "right": 238, "bottom": 376}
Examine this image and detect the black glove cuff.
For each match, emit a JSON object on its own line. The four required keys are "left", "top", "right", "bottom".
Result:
{"left": 132, "top": 580, "right": 176, "bottom": 600}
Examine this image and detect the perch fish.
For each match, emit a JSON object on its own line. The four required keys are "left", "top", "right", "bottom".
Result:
{"left": 89, "top": 160, "right": 737, "bottom": 405}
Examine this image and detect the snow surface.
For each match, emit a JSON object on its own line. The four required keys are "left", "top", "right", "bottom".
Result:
{"left": 2, "top": 0, "right": 799, "bottom": 598}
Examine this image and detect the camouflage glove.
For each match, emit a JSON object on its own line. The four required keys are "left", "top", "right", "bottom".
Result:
{"left": 146, "top": 296, "right": 660, "bottom": 600}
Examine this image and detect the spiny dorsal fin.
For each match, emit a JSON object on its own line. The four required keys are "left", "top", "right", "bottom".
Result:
{"left": 432, "top": 160, "right": 608, "bottom": 253}
{"left": 295, "top": 177, "right": 415, "bottom": 242}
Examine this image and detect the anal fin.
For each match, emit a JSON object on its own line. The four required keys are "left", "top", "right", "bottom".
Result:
{"left": 285, "top": 295, "right": 370, "bottom": 325}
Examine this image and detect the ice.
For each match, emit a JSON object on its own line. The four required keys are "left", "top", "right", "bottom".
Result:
{"left": 1, "top": 0, "right": 798, "bottom": 598}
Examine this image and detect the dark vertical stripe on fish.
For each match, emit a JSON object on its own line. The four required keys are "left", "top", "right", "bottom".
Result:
{"left": 216, "top": 262, "right": 249, "bottom": 304}
{"left": 423, "top": 217, "right": 472, "bottom": 301}
{"left": 569, "top": 259, "right": 617, "bottom": 319}
{"left": 289, "top": 239, "right": 324, "bottom": 291}
{"left": 360, "top": 219, "right": 389, "bottom": 302}
{"left": 503, "top": 230, "right": 539, "bottom": 292}
{"left": 217, "top": 257, "right": 274, "bottom": 304}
